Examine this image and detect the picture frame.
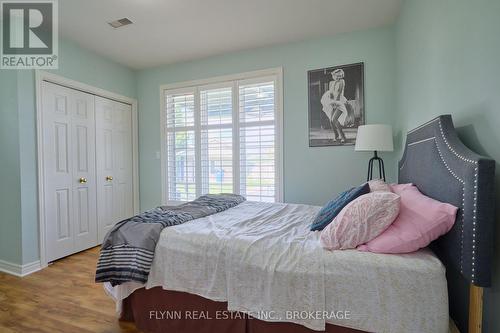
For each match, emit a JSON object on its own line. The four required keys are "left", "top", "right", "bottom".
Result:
{"left": 308, "top": 62, "right": 365, "bottom": 147}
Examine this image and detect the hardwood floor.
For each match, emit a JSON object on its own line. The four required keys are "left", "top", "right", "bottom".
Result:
{"left": 0, "top": 247, "right": 141, "bottom": 333}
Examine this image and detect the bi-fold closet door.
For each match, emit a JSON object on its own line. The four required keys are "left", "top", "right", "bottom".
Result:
{"left": 95, "top": 96, "right": 134, "bottom": 243}
{"left": 42, "top": 82, "right": 98, "bottom": 261}
{"left": 42, "top": 81, "right": 134, "bottom": 262}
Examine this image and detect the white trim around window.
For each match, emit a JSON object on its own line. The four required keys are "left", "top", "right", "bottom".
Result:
{"left": 160, "top": 67, "right": 283, "bottom": 205}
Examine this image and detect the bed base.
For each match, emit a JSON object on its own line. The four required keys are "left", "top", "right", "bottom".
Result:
{"left": 121, "top": 287, "right": 365, "bottom": 333}
{"left": 122, "top": 286, "right": 482, "bottom": 333}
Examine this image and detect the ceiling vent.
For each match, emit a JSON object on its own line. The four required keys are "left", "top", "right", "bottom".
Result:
{"left": 108, "top": 18, "right": 133, "bottom": 28}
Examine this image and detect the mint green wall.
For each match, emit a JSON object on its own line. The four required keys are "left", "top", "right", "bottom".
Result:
{"left": 47, "top": 38, "right": 137, "bottom": 98}
{"left": 0, "top": 38, "right": 136, "bottom": 265}
{"left": 396, "top": 0, "right": 500, "bottom": 330}
{"left": 0, "top": 71, "right": 23, "bottom": 264}
{"left": 137, "top": 26, "right": 397, "bottom": 209}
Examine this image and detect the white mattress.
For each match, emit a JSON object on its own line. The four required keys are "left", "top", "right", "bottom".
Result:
{"left": 106, "top": 201, "right": 449, "bottom": 333}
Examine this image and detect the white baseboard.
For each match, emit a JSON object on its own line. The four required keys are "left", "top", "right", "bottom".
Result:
{"left": 0, "top": 259, "right": 42, "bottom": 277}
{"left": 22, "top": 260, "right": 43, "bottom": 276}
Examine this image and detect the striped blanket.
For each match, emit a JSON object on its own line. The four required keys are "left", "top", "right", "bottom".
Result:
{"left": 95, "top": 194, "right": 245, "bottom": 286}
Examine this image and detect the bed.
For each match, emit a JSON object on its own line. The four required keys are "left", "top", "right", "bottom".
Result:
{"left": 102, "top": 115, "right": 495, "bottom": 333}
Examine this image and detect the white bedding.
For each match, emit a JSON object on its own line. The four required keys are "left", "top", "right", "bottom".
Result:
{"left": 105, "top": 201, "right": 449, "bottom": 332}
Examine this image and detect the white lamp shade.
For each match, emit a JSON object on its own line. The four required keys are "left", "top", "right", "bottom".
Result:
{"left": 355, "top": 124, "right": 394, "bottom": 152}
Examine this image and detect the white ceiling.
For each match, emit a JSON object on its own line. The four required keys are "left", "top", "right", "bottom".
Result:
{"left": 59, "top": 0, "right": 401, "bottom": 70}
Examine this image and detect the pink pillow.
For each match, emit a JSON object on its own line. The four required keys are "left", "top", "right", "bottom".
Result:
{"left": 320, "top": 192, "right": 400, "bottom": 250}
{"left": 368, "top": 179, "right": 392, "bottom": 192}
{"left": 390, "top": 183, "right": 413, "bottom": 194}
{"left": 358, "top": 185, "right": 458, "bottom": 254}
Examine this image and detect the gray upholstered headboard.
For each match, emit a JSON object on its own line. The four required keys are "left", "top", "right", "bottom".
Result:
{"left": 399, "top": 115, "right": 495, "bottom": 330}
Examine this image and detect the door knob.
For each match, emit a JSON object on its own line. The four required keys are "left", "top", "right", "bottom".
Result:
{"left": 106, "top": 176, "right": 113, "bottom": 182}
{"left": 79, "top": 177, "right": 87, "bottom": 184}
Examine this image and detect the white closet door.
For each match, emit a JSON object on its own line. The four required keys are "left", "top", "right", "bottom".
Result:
{"left": 95, "top": 97, "right": 134, "bottom": 243}
{"left": 72, "top": 90, "right": 98, "bottom": 253}
{"left": 42, "top": 81, "right": 97, "bottom": 262}
{"left": 112, "top": 101, "right": 134, "bottom": 222}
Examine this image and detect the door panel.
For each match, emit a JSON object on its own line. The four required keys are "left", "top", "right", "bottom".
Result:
{"left": 54, "top": 122, "right": 69, "bottom": 173}
{"left": 96, "top": 97, "right": 115, "bottom": 242}
{"left": 55, "top": 94, "right": 68, "bottom": 115}
{"left": 103, "top": 129, "right": 113, "bottom": 170}
{"left": 103, "top": 184, "right": 114, "bottom": 227}
{"left": 72, "top": 90, "right": 98, "bottom": 253}
{"left": 42, "top": 82, "right": 98, "bottom": 261}
{"left": 114, "top": 102, "right": 134, "bottom": 222}
{"left": 43, "top": 83, "right": 75, "bottom": 261}
{"left": 75, "top": 125, "right": 88, "bottom": 172}
{"left": 96, "top": 97, "right": 134, "bottom": 243}
{"left": 76, "top": 99, "right": 88, "bottom": 118}
{"left": 75, "top": 187, "right": 89, "bottom": 234}
{"left": 55, "top": 189, "right": 71, "bottom": 239}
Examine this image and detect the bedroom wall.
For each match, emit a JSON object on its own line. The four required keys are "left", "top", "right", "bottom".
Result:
{"left": 0, "top": 38, "right": 137, "bottom": 266}
{"left": 395, "top": 0, "right": 500, "bottom": 330}
{"left": 137, "top": 26, "right": 398, "bottom": 209}
{"left": 0, "top": 71, "right": 23, "bottom": 265}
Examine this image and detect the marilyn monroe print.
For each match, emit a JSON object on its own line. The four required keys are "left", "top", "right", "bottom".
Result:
{"left": 308, "top": 63, "right": 364, "bottom": 147}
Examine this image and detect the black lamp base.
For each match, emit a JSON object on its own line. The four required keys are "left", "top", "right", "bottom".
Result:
{"left": 367, "top": 151, "right": 385, "bottom": 181}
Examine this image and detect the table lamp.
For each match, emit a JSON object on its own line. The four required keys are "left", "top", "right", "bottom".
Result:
{"left": 355, "top": 124, "right": 394, "bottom": 181}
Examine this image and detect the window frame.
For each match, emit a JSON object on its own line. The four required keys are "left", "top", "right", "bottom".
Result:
{"left": 160, "top": 67, "right": 283, "bottom": 205}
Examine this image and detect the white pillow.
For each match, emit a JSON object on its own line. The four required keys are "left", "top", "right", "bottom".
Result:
{"left": 368, "top": 179, "right": 392, "bottom": 192}
{"left": 320, "top": 192, "right": 400, "bottom": 250}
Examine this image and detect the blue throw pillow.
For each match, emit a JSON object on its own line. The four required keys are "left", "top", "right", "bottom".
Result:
{"left": 310, "top": 182, "right": 370, "bottom": 231}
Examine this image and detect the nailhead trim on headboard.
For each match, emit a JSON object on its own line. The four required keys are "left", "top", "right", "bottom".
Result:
{"left": 434, "top": 136, "right": 466, "bottom": 276}
{"left": 399, "top": 116, "right": 483, "bottom": 284}
{"left": 438, "top": 119, "right": 479, "bottom": 283}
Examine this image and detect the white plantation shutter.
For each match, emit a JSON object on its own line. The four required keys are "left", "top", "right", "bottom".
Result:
{"left": 165, "top": 90, "right": 197, "bottom": 201}
{"left": 239, "top": 80, "right": 276, "bottom": 202}
{"left": 200, "top": 86, "right": 234, "bottom": 194}
{"left": 163, "top": 71, "right": 281, "bottom": 204}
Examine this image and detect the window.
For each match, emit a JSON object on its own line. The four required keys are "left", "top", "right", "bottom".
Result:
{"left": 162, "top": 69, "right": 282, "bottom": 204}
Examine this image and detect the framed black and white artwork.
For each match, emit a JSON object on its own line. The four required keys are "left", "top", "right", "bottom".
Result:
{"left": 308, "top": 62, "right": 365, "bottom": 147}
